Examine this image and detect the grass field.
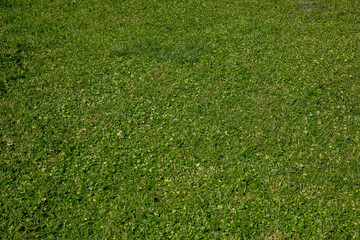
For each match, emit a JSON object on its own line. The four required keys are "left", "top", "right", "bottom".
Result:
{"left": 1, "top": 0, "right": 360, "bottom": 238}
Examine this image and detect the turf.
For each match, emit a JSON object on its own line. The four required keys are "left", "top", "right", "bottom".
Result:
{"left": 1, "top": 0, "right": 360, "bottom": 238}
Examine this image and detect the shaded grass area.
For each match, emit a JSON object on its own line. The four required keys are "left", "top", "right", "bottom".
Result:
{"left": 111, "top": 39, "right": 207, "bottom": 65}
{"left": 1, "top": 0, "right": 360, "bottom": 238}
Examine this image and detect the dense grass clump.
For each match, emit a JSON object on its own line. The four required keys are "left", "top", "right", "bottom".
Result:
{"left": 1, "top": 0, "right": 359, "bottom": 238}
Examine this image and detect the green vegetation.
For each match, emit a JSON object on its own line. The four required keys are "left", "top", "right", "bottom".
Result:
{"left": 1, "top": 0, "right": 359, "bottom": 238}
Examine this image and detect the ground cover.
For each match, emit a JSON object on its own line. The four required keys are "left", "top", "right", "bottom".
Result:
{"left": 1, "top": 0, "right": 359, "bottom": 238}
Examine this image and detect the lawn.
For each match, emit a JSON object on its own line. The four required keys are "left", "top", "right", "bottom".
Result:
{"left": 1, "top": 0, "right": 359, "bottom": 238}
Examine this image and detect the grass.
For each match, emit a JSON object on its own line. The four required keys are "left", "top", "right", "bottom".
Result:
{"left": 1, "top": 0, "right": 360, "bottom": 238}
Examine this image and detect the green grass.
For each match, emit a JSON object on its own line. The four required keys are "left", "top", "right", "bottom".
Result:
{"left": 1, "top": 0, "right": 360, "bottom": 238}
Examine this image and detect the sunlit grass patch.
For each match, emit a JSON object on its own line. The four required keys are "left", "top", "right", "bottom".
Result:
{"left": 1, "top": 0, "right": 360, "bottom": 239}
